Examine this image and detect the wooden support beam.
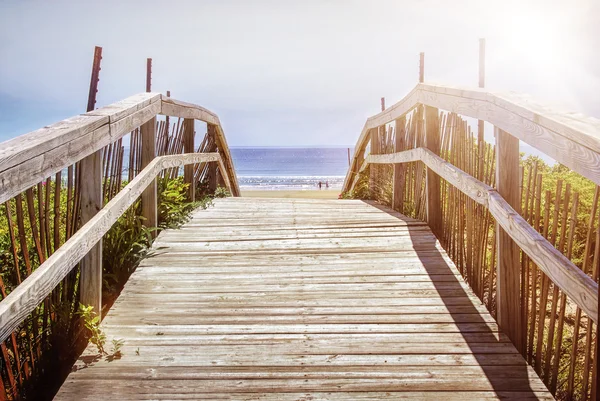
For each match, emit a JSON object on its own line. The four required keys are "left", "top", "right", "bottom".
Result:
{"left": 392, "top": 116, "right": 406, "bottom": 212}
{"left": 494, "top": 126, "right": 524, "bottom": 353}
{"left": 369, "top": 128, "right": 380, "bottom": 199}
{"left": 425, "top": 106, "right": 442, "bottom": 239}
{"left": 207, "top": 124, "right": 218, "bottom": 193}
{"left": 141, "top": 117, "right": 157, "bottom": 233}
{"left": 183, "top": 118, "right": 195, "bottom": 201}
{"left": 79, "top": 150, "right": 102, "bottom": 314}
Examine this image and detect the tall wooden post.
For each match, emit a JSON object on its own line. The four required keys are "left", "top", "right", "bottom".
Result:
{"left": 183, "top": 118, "right": 195, "bottom": 201}
{"left": 165, "top": 90, "right": 171, "bottom": 134}
{"left": 141, "top": 117, "right": 157, "bottom": 233}
{"left": 425, "top": 106, "right": 442, "bottom": 239}
{"left": 369, "top": 128, "right": 380, "bottom": 199}
{"left": 392, "top": 116, "right": 406, "bottom": 212}
{"left": 146, "top": 58, "right": 152, "bottom": 92}
{"left": 79, "top": 152, "right": 102, "bottom": 314}
{"left": 207, "top": 124, "right": 218, "bottom": 193}
{"left": 495, "top": 126, "right": 523, "bottom": 353}
{"left": 80, "top": 45, "right": 103, "bottom": 314}
{"left": 477, "top": 39, "right": 486, "bottom": 180}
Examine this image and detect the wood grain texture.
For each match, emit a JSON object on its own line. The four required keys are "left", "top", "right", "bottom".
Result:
{"left": 425, "top": 106, "right": 442, "bottom": 239}
{"left": 343, "top": 83, "right": 600, "bottom": 192}
{"left": 140, "top": 117, "right": 157, "bottom": 233}
{"left": 0, "top": 153, "right": 224, "bottom": 343}
{"left": 207, "top": 124, "right": 218, "bottom": 193}
{"left": 366, "top": 148, "right": 598, "bottom": 323}
{"left": 392, "top": 116, "right": 406, "bottom": 212}
{"left": 54, "top": 198, "right": 552, "bottom": 400}
{"left": 183, "top": 119, "right": 195, "bottom": 201}
{"left": 369, "top": 128, "right": 380, "bottom": 198}
{"left": 79, "top": 150, "right": 103, "bottom": 314}
{"left": 494, "top": 127, "right": 523, "bottom": 353}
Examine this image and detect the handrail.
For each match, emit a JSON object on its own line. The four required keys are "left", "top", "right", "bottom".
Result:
{"left": 343, "top": 83, "right": 600, "bottom": 191}
{"left": 0, "top": 152, "right": 228, "bottom": 342}
{"left": 0, "top": 94, "right": 240, "bottom": 203}
{"left": 361, "top": 147, "right": 598, "bottom": 323}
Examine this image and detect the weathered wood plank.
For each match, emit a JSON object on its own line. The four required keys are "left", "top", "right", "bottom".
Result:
{"left": 79, "top": 149, "right": 103, "bottom": 313}
{"left": 55, "top": 198, "right": 552, "bottom": 400}
{"left": 494, "top": 127, "right": 523, "bottom": 352}
{"left": 425, "top": 106, "right": 442, "bottom": 238}
{"left": 183, "top": 119, "right": 195, "bottom": 201}
{"left": 140, "top": 116, "right": 157, "bottom": 233}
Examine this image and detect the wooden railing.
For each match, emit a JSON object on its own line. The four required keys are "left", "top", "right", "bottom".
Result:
{"left": 0, "top": 94, "right": 239, "bottom": 397}
{"left": 343, "top": 83, "right": 599, "bottom": 400}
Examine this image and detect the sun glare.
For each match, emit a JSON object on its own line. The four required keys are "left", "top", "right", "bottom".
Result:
{"left": 499, "top": 8, "right": 567, "bottom": 73}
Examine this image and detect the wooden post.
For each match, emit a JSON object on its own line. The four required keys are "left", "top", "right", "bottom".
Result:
{"left": 425, "top": 106, "right": 442, "bottom": 238}
{"left": 207, "top": 124, "right": 218, "bottom": 193}
{"left": 369, "top": 128, "right": 380, "bottom": 199}
{"left": 165, "top": 90, "right": 171, "bottom": 134}
{"left": 495, "top": 126, "right": 523, "bottom": 353}
{"left": 79, "top": 151, "right": 102, "bottom": 314}
{"left": 183, "top": 118, "right": 195, "bottom": 201}
{"left": 141, "top": 117, "right": 157, "bottom": 233}
{"left": 146, "top": 58, "right": 152, "bottom": 92}
{"left": 86, "top": 46, "right": 102, "bottom": 113}
{"left": 392, "top": 116, "right": 406, "bottom": 212}
{"left": 80, "top": 45, "right": 103, "bottom": 314}
{"left": 477, "top": 38, "right": 486, "bottom": 180}
{"left": 419, "top": 52, "right": 425, "bottom": 83}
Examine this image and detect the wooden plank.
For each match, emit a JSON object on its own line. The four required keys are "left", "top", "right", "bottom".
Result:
{"left": 140, "top": 117, "right": 157, "bottom": 233}
{"left": 183, "top": 119, "right": 195, "bottom": 201}
{"left": 79, "top": 149, "right": 103, "bottom": 314}
{"left": 425, "top": 106, "right": 442, "bottom": 239}
{"left": 494, "top": 127, "right": 523, "bottom": 353}
{"left": 54, "top": 198, "right": 552, "bottom": 400}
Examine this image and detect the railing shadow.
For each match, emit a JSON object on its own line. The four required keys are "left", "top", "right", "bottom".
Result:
{"left": 363, "top": 200, "right": 540, "bottom": 398}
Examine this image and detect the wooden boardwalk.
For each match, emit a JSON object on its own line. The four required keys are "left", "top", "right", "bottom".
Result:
{"left": 55, "top": 197, "right": 552, "bottom": 400}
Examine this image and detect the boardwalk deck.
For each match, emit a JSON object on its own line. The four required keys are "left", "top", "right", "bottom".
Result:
{"left": 55, "top": 198, "right": 553, "bottom": 400}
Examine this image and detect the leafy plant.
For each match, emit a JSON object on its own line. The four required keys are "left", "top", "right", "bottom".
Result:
{"left": 102, "top": 201, "right": 154, "bottom": 298}
{"left": 158, "top": 177, "right": 197, "bottom": 228}
{"left": 77, "top": 305, "right": 106, "bottom": 355}
{"left": 214, "top": 186, "right": 231, "bottom": 198}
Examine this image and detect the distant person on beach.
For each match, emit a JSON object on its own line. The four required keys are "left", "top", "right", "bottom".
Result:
{"left": 325, "top": 181, "right": 329, "bottom": 189}
{"left": 318, "top": 181, "right": 322, "bottom": 189}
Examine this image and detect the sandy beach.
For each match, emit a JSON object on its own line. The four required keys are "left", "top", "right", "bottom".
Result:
{"left": 241, "top": 190, "right": 341, "bottom": 199}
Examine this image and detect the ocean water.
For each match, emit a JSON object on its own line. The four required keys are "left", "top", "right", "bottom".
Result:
{"left": 230, "top": 148, "right": 352, "bottom": 190}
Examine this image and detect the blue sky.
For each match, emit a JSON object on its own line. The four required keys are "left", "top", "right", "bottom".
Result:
{"left": 0, "top": 0, "right": 598, "bottom": 146}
